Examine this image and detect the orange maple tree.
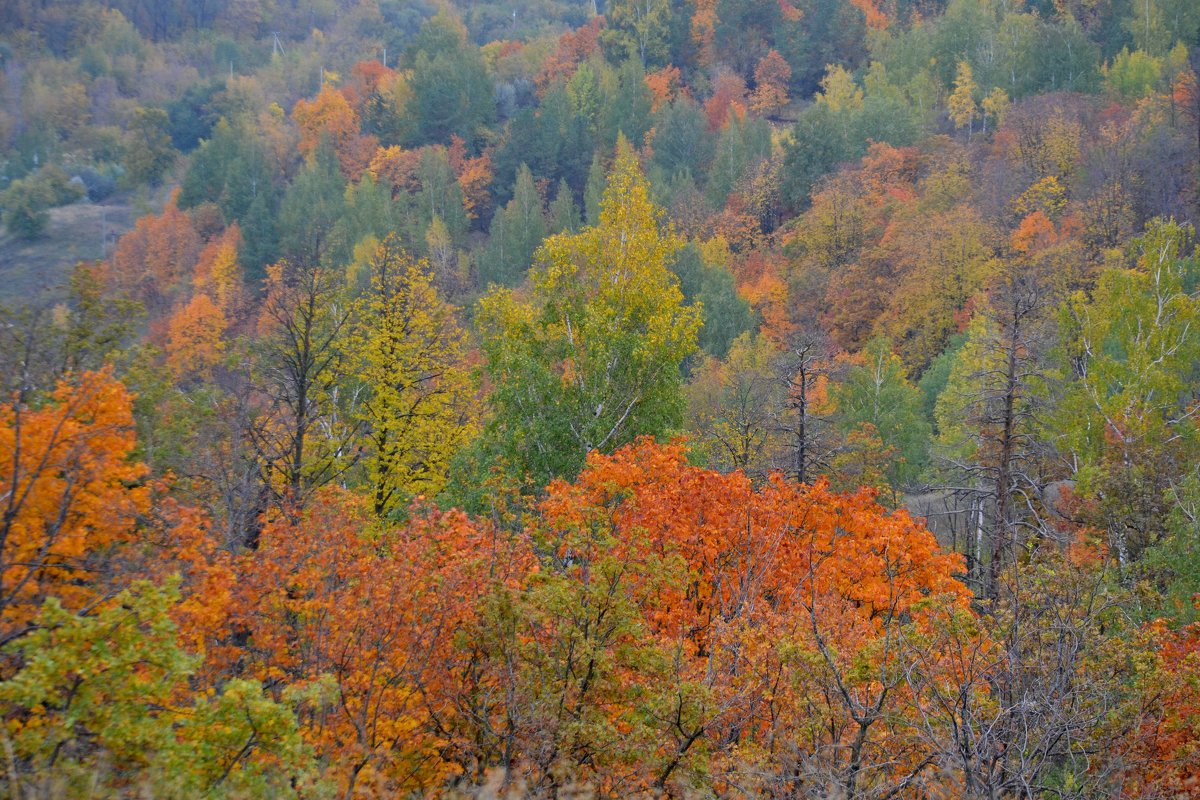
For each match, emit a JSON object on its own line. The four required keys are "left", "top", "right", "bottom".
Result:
{"left": 104, "top": 192, "right": 201, "bottom": 312}
{"left": 227, "top": 488, "right": 533, "bottom": 796}
{"left": 532, "top": 438, "right": 972, "bottom": 792}
{"left": 291, "top": 85, "right": 378, "bottom": 179}
{"left": 0, "top": 369, "right": 148, "bottom": 640}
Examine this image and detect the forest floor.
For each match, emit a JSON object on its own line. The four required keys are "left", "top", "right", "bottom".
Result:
{"left": 0, "top": 190, "right": 165, "bottom": 305}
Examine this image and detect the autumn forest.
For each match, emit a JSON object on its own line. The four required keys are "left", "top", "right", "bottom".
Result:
{"left": 1, "top": 0, "right": 1200, "bottom": 797}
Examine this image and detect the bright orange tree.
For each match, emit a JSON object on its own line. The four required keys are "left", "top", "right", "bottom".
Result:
{"left": 228, "top": 488, "right": 534, "bottom": 797}
{"left": 0, "top": 369, "right": 148, "bottom": 640}
{"left": 508, "top": 438, "right": 972, "bottom": 794}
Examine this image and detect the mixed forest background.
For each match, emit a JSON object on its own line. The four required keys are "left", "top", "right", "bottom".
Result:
{"left": 3, "top": 0, "right": 1200, "bottom": 796}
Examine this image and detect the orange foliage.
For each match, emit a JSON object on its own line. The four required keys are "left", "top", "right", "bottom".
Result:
{"left": 645, "top": 65, "right": 681, "bottom": 113}
{"left": 691, "top": 0, "right": 718, "bottom": 68}
{"left": 344, "top": 59, "right": 397, "bottom": 110}
{"left": 104, "top": 192, "right": 201, "bottom": 310}
{"left": 448, "top": 136, "right": 493, "bottom": 221}
{"left": 1011, "top": 210, "right": 1059, "bottom": 254}
{"left": 538, "top": 438, "right": 971, "bottom": 777}
{"left": 0, "top": 369, "right": 148, "bottom": 638}
{"left": 291, "top": 85, "right": 378, "bottom": 179}
{"left": 1126, "top": 618, "right": 1200, "bottom": 798}
{"left": 193, "top": 223, "right": 243, "bottom": 317}
{"left": 368, "top": 145, "right": 423, "bottom": 196}
{"left": 535, "top": 17, "right": 604, "bottom": 93}
{"left": 733, "top": 247, "right": 796, "bottom": 344}
{"left": 229, "top": 489, "right": 534, "bottom": 796}
{"left": 165, "top": 293, "right": 229, "bottom": 380}
{"left": 705, "top": 71, "right": 747, "bottom": 130}
{"left": 711, "top": 192, "right": 762, "bottom": 250}
{"left": 750, "top": 49, "right": 791, "bottom": 117}
{"left": 851, "top": 0, "right": 889, "bottom": 29}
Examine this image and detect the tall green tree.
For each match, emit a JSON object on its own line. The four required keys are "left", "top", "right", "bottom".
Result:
{"left": 1056, "top": 218, "right": 1200, "bottom": 565}
{"left": 602, "top": 0, "right": 673, "bottom": 67}
{"left": 831, "top": 337, "right": 931, "bottom": 490}
{"left": 476, "top": 141, "right": 701, "bottom": 487}
{"left": 482, "top": 164, "right": 546, "bottom": 286}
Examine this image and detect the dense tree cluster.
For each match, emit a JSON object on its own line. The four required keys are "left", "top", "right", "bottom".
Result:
{"left": 2, "top": 0, "right": 1200, "bottom": 796}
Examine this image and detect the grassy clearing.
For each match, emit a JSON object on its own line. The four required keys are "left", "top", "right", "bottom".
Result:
{"left": 0, "top": 190, "right": 167, "bottom": 306}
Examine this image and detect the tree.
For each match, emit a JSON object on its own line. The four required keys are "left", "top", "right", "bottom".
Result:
{"left": 1, "top": 176, "right": 52, "bottom": 239}
{"left": 602, "top": 0, "right": 672, "bottom": 66}
{"left": 277, "top": 141, "right": 346, "bottom": 266}
{"left": 250, "top": 258, "right": 356, "bottom": 513}
{"left": 347, "top": 235, "right": 476, "bottom": 517}
{"left": 671, "top": 241, "right": 754, "bottom": 358}
{"left": 935, "top": 252, "right": 1056, "bottom": 597}
{"left": 409, "top": 42, "right": 494, "bottom": 147}
{"left": 1056, "top": 218, "right": 1200, "bottom": 566}
{"left": 193, "top": 222, "right": 243, "bottom": 317}
{"left": 122, "top": 106, "right": 176, "bottom": 186}
{"left": 476, "top": 141, "right": 701, "bottom": 488}
{"left": 489, "top": 438, "right": 972, "bottom": 795}
{"left": 481, "top": 164, "right": 546, "bottom": 287}
{"left": 165, "top": 293, "right": 228, "bottom": 380}
{"left": 651, "top": 96, "right": 716, "bottom": 177}
{"left": 104, "top": 193, "right": 201, "bottom": 312}
{"left": 0, "top": 369, "right": 147, "bottom": 640}
{"left": 947, "top": 60, "right": 978, "bottom": 136}
{"left": 0, "top": 579, "right": 317, "bottom": 799}
{"left": 686, "top": 332, "right": 784, "bottom": 477}
{"left": 230, "top": 489, "right": 532, "bottom": 796}
{"left": 291, "top": 85, "right": 376, "bottom": 179}
{"left": 831, "top": 337, "right": 931, "bottom": 491}
{"left": 751, "top": 49, "right": 792, "bottom": 117}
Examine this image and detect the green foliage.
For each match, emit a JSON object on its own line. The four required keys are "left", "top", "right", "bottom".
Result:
{"left": 0, "top": 165, "right": 85, "bottom": 239}
{"left": 781, "top": 67, "right": 921, "bottom": 209}
{"left": 122, "top": 107, "right": 176, "bottom": 187}
{"left": 672, "top": 242, "right": 755, "bottom": 359}
{"left": 1104, "top": 47, "right": 1163, "bottom": 98}
{"left": 409, "top": 43, "right": 494, "bottom": 147}
{"left": 278, "top": 140, "right": 346, "bottom": 265}
{"left": 602, "top": 0, "right": 673, "bottom": 66}
{"left": 476, "top": 141, "right": 701, "bottom": 488}
{"left": 652, "top": 96, "right": 716, "bottom": 179}
{"left": 918, "top": 333, "right": 967, "bottom": 431}
{"left": 0, "top": 580, "right": 318, "bottom": 799}
{"left": 549, "top": 177, "right": 581, "bottom": 234}
{"left": 482, "top": 163, "right": 546, "bottom": 286}
{"left": 708, "top": 110, "right": 772, "bottom": 205}
{"left": 1, "top": 177, "right": 52, "bottom": 240}
{"left": 600, "top": 58, "right": 654, "bottom": 150}
{"left": 1055, "top": 218, "right": 1200, "bottom": 560}
{"left": 833, "top": 338, "right": 932, "bottom": 489}
{"left": 1140, "top": 472, "right": 1200, "bottom": 625}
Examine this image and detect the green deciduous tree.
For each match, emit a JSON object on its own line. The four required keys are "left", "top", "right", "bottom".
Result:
{"left": 832, "top": 337, "right": 932, "bottom": 490}
{"left": 0, "top": 580, "right": 316, "bottom": 799}
{"left": 1057, "top": 218, "right": 1200, "bottom": 565}
{"left": 476, "top": 141, "right": 700, "bottom": 487}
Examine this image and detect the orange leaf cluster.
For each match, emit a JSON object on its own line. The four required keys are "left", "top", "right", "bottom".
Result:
{"left": 535, "top": 17, "right": 604, "bottom": 93}
{"left": 0, "top": 369, "right": 148, "bottom": 637}
{"left": 645, "top": 65, "right": 682, "bottom": 113}
{"left": 227, "top": 489, "right": 534, "bottom": 795}
{"left": 104, "top": 192, "right": 201, "bottom": 311}
{"left": 291, "top": 85, "right": 378, "bottom": 179}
